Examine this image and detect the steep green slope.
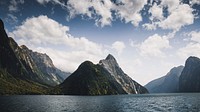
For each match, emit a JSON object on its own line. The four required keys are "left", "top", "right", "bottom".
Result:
{"left": 0, "top": 68, "right": 48, "bottom": 95}
{"left": 58, "top": 61, "right": 124, "bottom": 95}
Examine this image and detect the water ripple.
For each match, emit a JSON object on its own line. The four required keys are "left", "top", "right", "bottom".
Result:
{"left": 0, "top": 93, "right": 200, "bottom": 112}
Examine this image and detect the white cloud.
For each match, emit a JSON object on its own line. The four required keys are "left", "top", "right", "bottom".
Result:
{"left": 142, "top": 23, "right": 157, "bottom": 30}
{"left": 68, "top": 0, "right": 147, "bottom": 27}
{"left": 143, "top": 3, "right": 164, "bottom": 30}
{"left": 161, "top": 0, "right": 180, "bottom": 12}
{"left": 36, "top": 0, "right": 67, "bottom": 9}
{"left": 145, "top": 1, "right": 195, "bottom": 31}
{"left": 177, "top": 31, "right": 200, "bottom": 59}
{"left": 149, "top": 3, "right": 164, "bottom": 21}
{"left": 36, "top": 0, "right": 51, "bottom": 4}
{"left": 9, "top": 0, "right": 24, "bottom": 12}
{"left": 129, "top": 39, "right": 139, "bottom": 48}
{"left": 114, "top": 0, "right": 147, "bottom": 26}
{"left": 11, "top": 15, "right": 70, "bottom": 46}
{"left": 67, "top": 0, "right": 92, "bottom": 18}
{"left": 37, "top": 0, "right": 114, "bottom": 27}
{"left": 159, "top": 4, "right": 194, "bottom": 31}
{"left": 139, "top": 34, "right": 171, "bottom": 58}
{"left": 35, "top": 47, "right": 105, "bottom": 72}
{"left": 36, "top": 0, "right": 147, "bottom": 27}
{"left": 189, "top": 31, "right": 200, "bottom": 43}
{"left": 190, "top": 0, "right": 200, "bottom": 5}
{"left": 112, "top": 41, "right": 126, "bottom": 55}
{"left": 177, "top": 43, "right": 200, "bottom": 59}
{"left": 9, "top": 15, "right": 107, "bottom": 72}
{"left": 34, "top": 0, "right": 197, "bottom": 31}
{"left": 68, "top": 0, "right": 113, "bottom": 27}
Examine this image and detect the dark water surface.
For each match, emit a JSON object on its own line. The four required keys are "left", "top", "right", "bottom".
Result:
{"left": 0, "top": 93, "right": 200, "bottom": 112}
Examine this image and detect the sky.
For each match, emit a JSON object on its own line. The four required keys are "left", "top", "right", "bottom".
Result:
{"left": 1, "top": 0, "right": 200, "bottom": 85}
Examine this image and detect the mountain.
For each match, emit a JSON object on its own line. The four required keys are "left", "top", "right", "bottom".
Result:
{"left": 8, "top": 36, "right": 69, "bottom": 86}
{"left": 145, "top": 66, "right": 184, "bottom": 93}
{"left": 56, "top": 54, "right": 148, "bottom": 95}
{"left": 0, "top": 19, "right": 28, "bottom": 80}
{"left": 99, "top": 54, "right": 148, "bottom": 94}
{"left": 16, "top": 42, "right": 70, "bottom": 86}
{"left": 179, "top": 56, "right": 200, "bottom": 92}
{"left": 0, "top": 19, "right": 45, "bottom": 94}
{"left": 24, "top": 45, "right": 70, "bottom": 80}
{"left": 0, "top": 19, "right": 69, "bottom": 94}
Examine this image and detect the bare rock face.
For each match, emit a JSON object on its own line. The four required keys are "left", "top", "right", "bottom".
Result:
{"left": 0, "top": 19, "right": 70, "bottom": 95}
{"left": 9, "top": 37, "right": 70, "bottom": 86}
{"left": 58, "top": 54, "right": 148, "bottom": 95}
{"left": 179, "top": 56, "right": 200, "bottom": 92}
{"left": 99, "top": 54, "right": 148, "bottom": 94}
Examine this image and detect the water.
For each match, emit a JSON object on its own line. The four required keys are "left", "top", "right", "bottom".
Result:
{"left": 0, "top": 93, "right": 200, "bottom": 112}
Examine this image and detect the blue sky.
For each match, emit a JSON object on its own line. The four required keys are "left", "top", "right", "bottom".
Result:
{"left": 1, "top": 0, "right": 200, "bottom": 85}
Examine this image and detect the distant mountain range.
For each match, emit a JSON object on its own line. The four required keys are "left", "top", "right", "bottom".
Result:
{"left": 146, "top": 56, "right": 200, "bottom": 93}
{"left": 56, "top": 54, "right": 148, "bottom": 95}
{"left": 145, "top": 66, "right": 184, "bottom": 93}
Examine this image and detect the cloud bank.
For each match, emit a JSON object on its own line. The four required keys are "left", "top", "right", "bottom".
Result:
{"left": 34, "top": 0, "right": 198, "bottom": 31}
{"left": 10, "top": 15, "right": 107, "bottom": 72}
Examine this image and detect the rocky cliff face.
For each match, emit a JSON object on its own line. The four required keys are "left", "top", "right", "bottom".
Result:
{"left": 0, "top": 19, "right": 46, "bottom": 94}
{"left": 145, "top": 66, "right": 184, "bottom": 93}
{"left": 20, "top": 45, "right": 70, "bottom": 85}
{"left": 0, "top": 19, "right": 69, "bottom": 94}
{"left": 179, "top": 56, "right": 200, "bottom": 92}
{"left": 58, "top": 54, "right": 148, "bottom": 95}
{"left": 8, "top": 37, "right": 68, "bottom": 86}
{"left": 99, "top": 54, "right": 147, "bottom": 94}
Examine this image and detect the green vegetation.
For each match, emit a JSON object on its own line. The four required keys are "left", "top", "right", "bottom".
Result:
{"left": 58, "top": 61, "right": 124, "bottom": 95}
{"left": 0, "top": 68, "right": 48, "bottom": 95}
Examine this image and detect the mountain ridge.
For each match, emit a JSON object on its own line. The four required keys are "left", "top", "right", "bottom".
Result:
{"left": 145, "top": 66, "right": 184, "bottom": 93}
{"left": 0, "top": 19, "right": 70, "bottom": 94}
{"left": 57, "top": 54, "right": 148, "bottom": 95}
{"left": 8, "top": 37, "right": 69, "bottom": 86}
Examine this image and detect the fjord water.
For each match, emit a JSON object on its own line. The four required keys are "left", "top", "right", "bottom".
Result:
{"left": 0, "top": 93, "right": 200, "bottom": 112}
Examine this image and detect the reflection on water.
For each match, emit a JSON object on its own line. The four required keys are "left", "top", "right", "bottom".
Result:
{"left": 0, "top": 93, "right": 200, "bottom": 112}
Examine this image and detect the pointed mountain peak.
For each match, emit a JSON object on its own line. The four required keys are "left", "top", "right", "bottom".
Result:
{"left": 0, "top": 19, "right": 8, "bottom": 43}
{"left": 99, "top": 54, "right": 119, "bottom": 70}
{"left": 106, "top": 54, "right": 116, "bottom": 60}
{"left": 20, "top": 45, "right": 29, "bottom": 50}
{"left": 99, "top": 54, "right": 118, "bottom": 65}
{"left": 0, "top": 19, "right": 4, "bottom": 29}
